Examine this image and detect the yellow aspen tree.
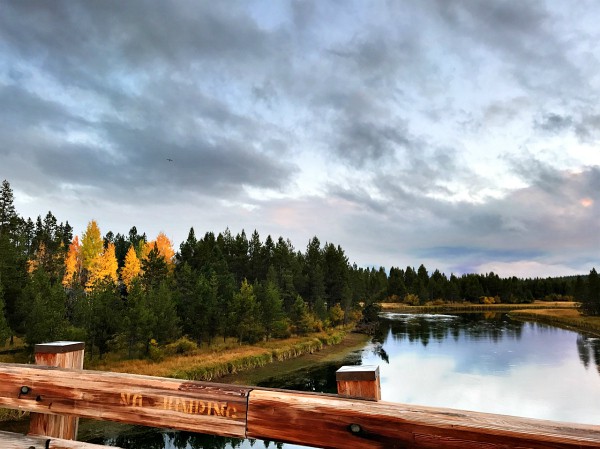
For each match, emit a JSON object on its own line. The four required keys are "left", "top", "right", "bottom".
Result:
{"left": 62, "top": 236, "right": 82, "bottom": 287}
{"left": 81, "top": 220, "right": 103, "bottom": 271}
{"left": 86, "top": 242, "right": 119, "bottom": 291}
{"left": 120, "top": 244, "right": 141, "bottom": 291}
{"left": 144, "top": 232, "right": 175, "bottom": 270}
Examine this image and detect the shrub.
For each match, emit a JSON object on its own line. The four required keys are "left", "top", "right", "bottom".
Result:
{"left": 148, "top": 340, "right": 164, "bottom": 362}
{"left": 403, "top": 293, "right": 420, "bottom": 306}
{"left": 164, "top": 337, "right": 198, "bottom": 356}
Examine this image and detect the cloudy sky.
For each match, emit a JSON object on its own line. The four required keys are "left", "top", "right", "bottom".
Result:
{"left": 1, "top": 1, "right": 598, "bottom": 278}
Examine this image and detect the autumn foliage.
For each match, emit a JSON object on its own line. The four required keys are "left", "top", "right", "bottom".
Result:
{"left": 62, "top": 236, "right": 82, "bottom": 287}
{"left": 86, "top": 242, "right": 119, "bottom": 291}
{"left": 143, "top": 232, "right": 175, "bottom": 269}
{"left": 60, "top": 221, "right": 175, "bottom": 293}
{"left": 121, "top": 245, "right": 141, "bottom": 290}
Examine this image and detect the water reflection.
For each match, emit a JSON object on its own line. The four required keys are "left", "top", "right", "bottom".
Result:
{"left": 255, "top": 351, "right": 362, "bottom": 392}
{"left": 362, "top": 313, "right": 600, "bottom": 424}
{"left": 92, "top": 313, "right": 600, "bottom": 446}
{"left": 100, "top": 429, "right": 285, "bottom": 449}
{"left": 376, "top": 313, "right": 524, "bottom": 347}
{"left": 577, "top": 335, "right": 600, "bottom": 375}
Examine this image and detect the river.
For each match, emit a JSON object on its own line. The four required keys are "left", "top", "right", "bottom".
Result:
{"left": 91, "top": 312, "right": 600, "bottom": 448}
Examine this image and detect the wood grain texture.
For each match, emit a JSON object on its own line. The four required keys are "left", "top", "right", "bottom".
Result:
{"left": 0, "top": 430, "right": 119, "bottom": 448}
{"left": 246, "top": 389, "right": 600, "bottom": 449}
{"left": 336, "top": 365, "right": 381, "bottom": 401}
{"left": 3, "top": 362, "right": 600, "bottom": 448}
{"left": 0, "top": 363, "right": 250, "bottom": 438}
{"left": 29, "top": 344, "right": 85, "bottom": 440}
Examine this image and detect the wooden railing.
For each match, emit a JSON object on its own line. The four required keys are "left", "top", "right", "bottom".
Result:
{"left": 0, "top": 342, "right": 600, "bottom": 449}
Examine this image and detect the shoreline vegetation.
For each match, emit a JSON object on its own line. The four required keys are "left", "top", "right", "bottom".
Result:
{"left": 88, "top": 328, "right": 352, "bottom": 381}
{"left": 380, "top": 300, "right": 578, "bottom": 313}
{"left": 508, "top": 308, "right": 600, "bottom": 337}
{"left": 381, "top": 300, "right": 600, "bottom": 337}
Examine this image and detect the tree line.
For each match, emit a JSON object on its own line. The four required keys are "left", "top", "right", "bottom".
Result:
{"left": 0, "top": 179, "right": 598, "bottom": 359}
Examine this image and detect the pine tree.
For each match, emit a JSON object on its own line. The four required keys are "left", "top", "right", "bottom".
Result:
{"left": 122, "top": 280, "right": 156, "bottom": 357}
{"left": 75, "top": 281, "right": 122, "bottom": 359}
{"left": 141, "top": 244, "right": 169, "bottom": 290}
{"left": 0, "top": 180, "right": 17, "bottom": 236}
{"left": 0, "top": 276, "right": 12, "bottom": 346}
{"left": 232, "top": 279, "right": 262, "bottom": 343}
{"left": 258, "top": 280, "right": 284, "bottom": 340}
{"left": 0, "top": 232, "right": 27, "bottom": 336}
{"left": 148, "top": 282, "right": 180, "bottom": 345}
{"left": 582, "top": 268, "right": 600, "bottom": 316}
{"left": 23, "top": 268, "right": 69, "bottom": 347}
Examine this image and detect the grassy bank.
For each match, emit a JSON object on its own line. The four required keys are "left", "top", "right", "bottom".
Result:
{"left": 509, "top": 308, "right": 600, "bottom": 337}
{"left": 90, "top": 329, "right": 350, "bottom": 381}
{"left": 380, "top": 301, "right": 578, "bottom": 314}
{"left": 219, "top": 332, "right": 371, "bottom": 386}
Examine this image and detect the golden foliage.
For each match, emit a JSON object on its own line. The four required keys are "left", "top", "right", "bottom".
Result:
{"left": 27, "top": 241, "right": 66, "bottom": 278}
{"left": 86, "top": 242, "right": 119, "bottom": 291}
{"left": 62, "top": 236, "right": 82, "bottom": 287}
{"left": 26, "top": 242, "right": 46, "bottom": 274}
{"left": 120, "top": 244, "right": 141, "bottom": 291}
{"left": 143, "top": 232, "right": 175, "bottom": 268}
{"left": 81, "top": 220, "right": 103, "bottom": 270}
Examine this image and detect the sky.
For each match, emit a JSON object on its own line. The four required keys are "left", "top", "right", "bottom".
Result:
{"left": 0, "top": 0, "right": 598, "bottom": 278}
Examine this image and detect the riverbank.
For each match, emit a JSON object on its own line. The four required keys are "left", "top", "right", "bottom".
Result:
{"left": 509, "top": 308, "right": 600, "bottom": 337}
{"left": 380, "top": 301, "right": 578, "bottom": 313}
{"left": 89, "top": 328, "right": 355, "bottom": 381}
{"left": 219, "top": 331, "right": 370, "bottom": 386}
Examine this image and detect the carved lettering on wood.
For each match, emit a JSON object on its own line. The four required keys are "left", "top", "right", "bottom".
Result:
{"left": 119, "top": 392, "right": 238, "bottom": 419}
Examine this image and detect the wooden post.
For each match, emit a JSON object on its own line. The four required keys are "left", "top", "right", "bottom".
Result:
{"left": 29, "top": 341, "right": 85, "bottom": 440}
{"left": 336, "top": 365, "right": 381, "bottom": 401}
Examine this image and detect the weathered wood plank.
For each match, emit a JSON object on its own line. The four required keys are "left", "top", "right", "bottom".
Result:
{"left": 3, "top": 363, "right": 600, "bottom": 449}
{"left": 336, "top": 365, "right": 381, "bottom": 401}
{"left": 30, "top": 341, "right": 85, "bottom": 440}
{"left": 0, "top": 430, "right": 119, "bottom": 448}
{"left": 0, "top": 363, "right": 250, "bottom": 438}
{"left": 246, "top": 389, "right": 600, "bottom": 449}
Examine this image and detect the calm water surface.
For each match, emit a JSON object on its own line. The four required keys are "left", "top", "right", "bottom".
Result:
{"left": 95, "top": 313, "right": 600, "bottom": 448}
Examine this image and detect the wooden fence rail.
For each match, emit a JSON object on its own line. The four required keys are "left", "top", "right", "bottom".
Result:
{"left": 1, "top": 361, "right": 600, "bottom": 449}
{"left": 0, "top": 430, "right": 121, "bottom": 449}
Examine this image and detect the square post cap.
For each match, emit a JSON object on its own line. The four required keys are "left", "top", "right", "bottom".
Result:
{"left": 34, "top": 341, "right": 85, "bottom": 354}
{"left": 336, "top": 365, "right": 380, "bottom": 381}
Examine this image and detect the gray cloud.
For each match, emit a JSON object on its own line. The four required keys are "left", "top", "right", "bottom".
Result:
{"left": 1, "top": 1, "right": 598, "bottom": 277}
{"left": 535, "top": 113, "right": 574, "bottom": 133}
{"left": 574, "top": 114, "right": 600, "bottom": 142}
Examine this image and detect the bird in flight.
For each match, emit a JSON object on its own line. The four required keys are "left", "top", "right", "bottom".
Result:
{"left": 166, "top": 158, "right": 173, "bottom": 162}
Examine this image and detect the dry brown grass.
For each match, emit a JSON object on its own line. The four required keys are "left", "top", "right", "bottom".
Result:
{"left": 89, "top": 329, "right": 348, "bottom": 379}
{"left": 380, "top": 301, "right": 578, "bottom": 312}
{"left": 510, "top": 308, "right": 600, "bottom": 336}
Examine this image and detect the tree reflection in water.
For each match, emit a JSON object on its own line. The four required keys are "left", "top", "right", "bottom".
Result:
{"left": 576, "top": 335, "right": 600, "bottom": 375}
{"left": 374, "top": 312, "right": 524, "bottom": 347}
{"left": 89, "top": 313, "right": 600, "bottom": 447}
{"left": 100, "top": 428, "right": 285, "bottom": 449}
{"left": 375, "top": 312, "right": 600, "bottom": 376}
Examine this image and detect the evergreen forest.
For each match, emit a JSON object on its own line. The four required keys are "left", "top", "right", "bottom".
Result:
{"left": 0, "top": 180, "right": 598, "bottom": 359}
